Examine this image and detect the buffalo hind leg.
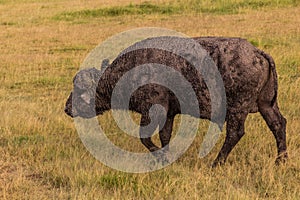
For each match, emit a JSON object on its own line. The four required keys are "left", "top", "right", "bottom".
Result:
{"left": 212, "top": 111, "right": 248, "bottom": 167}
{"left": 259, "top": 102, "right": 288, "bottom": 164}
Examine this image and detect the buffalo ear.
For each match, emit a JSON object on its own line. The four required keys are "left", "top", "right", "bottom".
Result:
{"left": 74, "top": 70, "right": 93, "bottom": 89}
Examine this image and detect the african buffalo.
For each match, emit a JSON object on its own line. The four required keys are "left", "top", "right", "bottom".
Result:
{"left": 65, "top": 36, "right": 287, "bottom": 167}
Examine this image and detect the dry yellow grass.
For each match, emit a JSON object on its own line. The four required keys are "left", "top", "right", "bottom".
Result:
{"left": 0, "top": 0, "right": 300, "bottom": 199}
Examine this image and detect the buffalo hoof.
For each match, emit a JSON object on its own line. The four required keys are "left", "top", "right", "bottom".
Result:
{"left": 275, "top": 152, "right": 288, "bottom": 165}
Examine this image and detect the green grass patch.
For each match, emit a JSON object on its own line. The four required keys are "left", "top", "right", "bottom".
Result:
{"left": 98, "top": 173, "right": 138, "bottom": 190}
{"left": 43, "top": 171, "right": 71, "bottom": 188}
{"left": 53, "top": 2, "right": 181, "bottom": 21}
{"left": 278, "top": 57, "right": 300, "bottom": 82}
{"left": 32, "top": 76, "right": 67, "bottom": 87}
{"left": 248, "top": 37, "right": 289, "bottom": 49}
{"left": 49, "top": 45, "right": 88, "bottom": 54}
{"left": 12, "top": 134, "right": 45, "bottom": 146}
{"left": 189, "top": 0, "right": 300, "bottom": 14}
{"left": 9, "top": 82, "right": 24, "bottom": 89}
{"left": 0, "top": 136, "right": 9, "bottom": 147}
{"left": 1, "top": 21, "right": 17, "bottom": 26}
{"left": 54, "top": 0, "right": 300, "bottom": 21}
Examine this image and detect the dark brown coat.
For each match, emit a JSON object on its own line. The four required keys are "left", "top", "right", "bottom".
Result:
{"left": 65, "top": 37, "right": 287, "bottom": 166}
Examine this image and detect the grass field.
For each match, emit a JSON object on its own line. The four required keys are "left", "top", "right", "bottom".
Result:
{"left": 0, "top": 0, "right": 300, "bottom": 199}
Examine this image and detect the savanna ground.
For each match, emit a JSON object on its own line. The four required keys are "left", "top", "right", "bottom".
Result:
{"left": 0, "top": 0, "right": 300, "bottom": 199}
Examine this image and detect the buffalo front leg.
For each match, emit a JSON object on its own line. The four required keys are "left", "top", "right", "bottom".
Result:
{"left": 139, "top": 113, "right": 160, "bottom": 152}
{"left": 140, "top": 112, "right": 174, "bottom": 164}
{"left": 156, "top": 114, "right": 175, "bottom": 163}
{"left": 259, "top": 102, "right": 288, "bottom": 164}
{"left": 159, "top": 115, "right": 175, "bottom": 150}
{"left": 212, "top": 111, "right": 248, "bottom": 167}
